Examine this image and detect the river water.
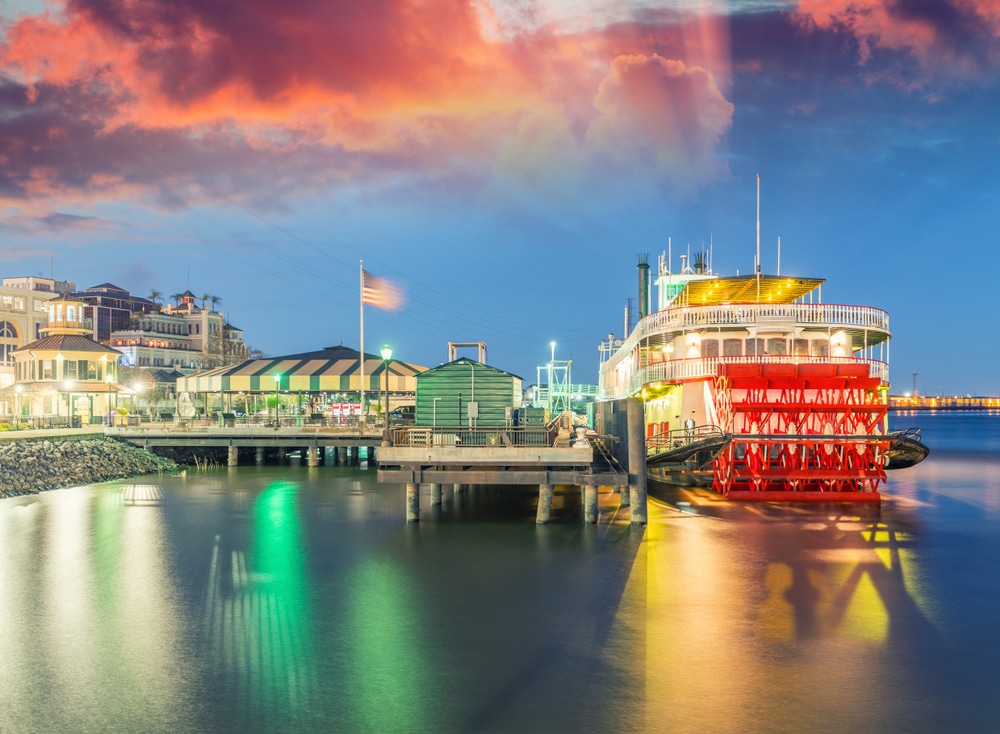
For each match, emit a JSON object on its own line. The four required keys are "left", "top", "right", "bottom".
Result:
{"left": 1, "top": 412, "right": 999, "bottom": 733}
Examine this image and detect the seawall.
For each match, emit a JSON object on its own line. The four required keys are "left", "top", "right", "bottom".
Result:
{"left": 0, "top": 436, "right": 179, "bottom": 499}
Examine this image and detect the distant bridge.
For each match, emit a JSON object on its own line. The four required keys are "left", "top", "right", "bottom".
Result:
{"left": 889, "top": 395, "right": 1000, "bottom": 410}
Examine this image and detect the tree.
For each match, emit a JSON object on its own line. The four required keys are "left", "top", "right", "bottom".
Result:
{"left": 210, "top": 295, "right": 222, "bottom": 312}
{"left": 148, "top": 290, "right": 162, "bottom": 306}
{"left": 170, "top": 293, "right": 184, "bottom": 309}
{"left": 201, "top": 293, "right": 211, "bottom": 310}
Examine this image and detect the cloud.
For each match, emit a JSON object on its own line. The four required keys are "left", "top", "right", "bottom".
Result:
{"left": 0, "top": 0, "right": 740, "bottom": 220}
{"left": 792, "top": 0, "right": 1000, "bottom": 83}
{"left": 585, "top": 54, "right": 734, "bottom": 195}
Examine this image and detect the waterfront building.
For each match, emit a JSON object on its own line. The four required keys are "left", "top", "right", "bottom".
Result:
{"left": 71, "top": 282, "right": 157, "bottom": 342}
{"left": 109, "top": 289, "right": 247, "bottom": 373}
{"left": 10, "top": 292, "right": 121, "bottom": 425}
{"left": 174, "top": 344, "right": 426, "bottom": 418}
{"left": 0, "top": 280, "right": 60, "bottom": 391}
{"left": 414, "top": 358, "right": 522, "bottom": 426}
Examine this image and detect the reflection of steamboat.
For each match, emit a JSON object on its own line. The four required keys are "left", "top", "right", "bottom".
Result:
{"left": 598, "top": 245, "right": 928, "bottom": 501}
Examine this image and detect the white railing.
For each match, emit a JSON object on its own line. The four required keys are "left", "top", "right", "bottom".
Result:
{"left": 603, "top": 302, "right": 890, "bottom": 373}
{"left": 599, "top": 355, "right": 889, "bottom": 401}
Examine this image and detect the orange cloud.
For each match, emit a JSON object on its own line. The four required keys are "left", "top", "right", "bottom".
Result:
{"left": 0, "top": 0, "right": 737, "bottom": 212}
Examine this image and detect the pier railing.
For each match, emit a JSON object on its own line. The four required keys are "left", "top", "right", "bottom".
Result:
{"left": 389, "top": 425, "right": 557, "bottom": 448}
{"left": 601, "top": 355, "right": 890, "bottom": 401}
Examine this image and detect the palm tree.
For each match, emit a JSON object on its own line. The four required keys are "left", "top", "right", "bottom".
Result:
{"left": 148, "top": 289, "right": 162, "bottom": 305}
{"left": 210, "top": 295, "right": 222, "bottom": 312}
{"left": 201, "top": 293, "right": 212, "bottom": 310}
{"left": 170, "top": 293, "right": 183, "bottom": 307}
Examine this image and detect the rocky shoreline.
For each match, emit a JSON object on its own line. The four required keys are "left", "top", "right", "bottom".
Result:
{"left": 0, "top": 436, "right": 180, "bottom": 499}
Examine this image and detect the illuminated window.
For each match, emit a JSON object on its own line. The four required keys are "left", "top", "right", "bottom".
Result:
{"left": 810, "top": 340, "right": 830, "bottom": 357}
{"left": 702, "top": 339, "right": 719, "bottom": 357}
{"left": 766, "top": 338, "right": 787, "bottom": 355}
{"left": 723, "top": 339, "right": 743, "bottom": 357}
{"left": 0, "top": 320, "right": 17, "bottom": 365}
{"left": 793, "top": 339, "right": 809, "bottom": 356}
{"left": 745, "top": 338, "right": 764, "bottom": 356}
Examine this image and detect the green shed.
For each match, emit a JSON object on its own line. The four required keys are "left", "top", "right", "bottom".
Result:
{"left": 414, "top": 358, "right": 523, "bottom": 427}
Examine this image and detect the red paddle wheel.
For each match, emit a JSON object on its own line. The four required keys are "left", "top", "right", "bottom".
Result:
{"left": 711, "top": 362, "right": 889, "bottom": 500}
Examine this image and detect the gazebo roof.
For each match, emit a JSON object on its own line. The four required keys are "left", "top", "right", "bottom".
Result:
{"left": 12, "top": 334, "right": 121, "bottom": 356}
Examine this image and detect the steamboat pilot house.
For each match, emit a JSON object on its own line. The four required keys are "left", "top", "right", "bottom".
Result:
{"left": 598, "top": 253, "right": 895, "bottom": 500}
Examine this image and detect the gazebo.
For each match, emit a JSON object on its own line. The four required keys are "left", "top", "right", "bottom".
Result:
{"left": 174, "top": 345, "right": 427, "bottom": 420}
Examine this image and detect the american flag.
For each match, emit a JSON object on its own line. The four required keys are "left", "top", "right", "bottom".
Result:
{"left": 362, "top": 269, "right": 403, "bottom": 310}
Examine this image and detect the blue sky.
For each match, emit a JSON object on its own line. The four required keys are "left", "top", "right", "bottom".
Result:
{"left": 1, "top": 0, "right": 998, "bottom": 394}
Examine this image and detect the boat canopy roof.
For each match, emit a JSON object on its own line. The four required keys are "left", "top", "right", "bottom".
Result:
{"left": 670, "top": 274, "right": 825, "bottom": 307}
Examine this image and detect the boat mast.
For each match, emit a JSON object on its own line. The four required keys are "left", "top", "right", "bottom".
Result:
{"left": 756, "top": 173, "right": 761, "bottom": 303}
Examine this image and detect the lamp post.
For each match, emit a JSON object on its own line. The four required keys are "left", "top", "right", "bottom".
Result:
{"left": 105, "top": 373, "right": 114, "bottom": 425}
{"left": 380, "top": 344, "right": 392, "bottom": 446}
{"left": 63, "top": 379, "right": 75, "bottom": 427}
{"left": 14, "top": 384, "right": 23, "bottom": 429}
{"left": 273, "top": 374, "right": 281, "bottom": 428}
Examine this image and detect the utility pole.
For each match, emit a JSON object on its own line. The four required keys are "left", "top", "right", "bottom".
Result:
{"left": 912, "top": 371, "right": 919, "bottom": 397}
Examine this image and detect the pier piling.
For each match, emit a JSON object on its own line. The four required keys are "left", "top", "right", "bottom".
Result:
{"left": 406, "top": 482, "right": 420, "bottom": 522}
{"left": 536, "top": 484, "right": 554, "bottom": 524}
{"left": 627, "top": 397, "right": 648, "bottom": 525}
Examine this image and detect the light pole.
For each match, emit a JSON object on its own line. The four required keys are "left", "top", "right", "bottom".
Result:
{"left": 273, "top": 373, "right": 281, "bottom": 428}
{"left": 63, "top": 379, "right": 75, "bottom": 427}
{"left": 105, "top": 373, "right": 114, "bottom": 424}
{"left": 380, "top": 344, "right": 392, "bottom": 446}
{"left": 14, "top": 384, "right": 23, "bottom": 429}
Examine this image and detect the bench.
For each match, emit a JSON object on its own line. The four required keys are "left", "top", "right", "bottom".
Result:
{"left": 220, "top": 412, "right": 236, "bottom": 427}
{"left": 159, "top": 412, "right": 174, "bottom": 422}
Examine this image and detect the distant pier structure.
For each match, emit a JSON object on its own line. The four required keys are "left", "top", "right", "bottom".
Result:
{"left": 890, "top": 395, "right": 1000, "bottom": 410}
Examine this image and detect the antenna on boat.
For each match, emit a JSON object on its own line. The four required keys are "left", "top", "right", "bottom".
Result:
{"left": 756, "top": 173, "right": 761, "bottom": 303}
{"left": 709, "top": 233, "right": 713, "bottom": 275}
{"left": 777, "top": 235, "right": 781, "bottom": 276}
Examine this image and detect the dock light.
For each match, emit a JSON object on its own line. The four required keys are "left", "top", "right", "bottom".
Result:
{"left": 380, "top": 345, "right": 392, "bottom": 446}
{"left": 273, "top": 373, "right": 281, "bottom": 427}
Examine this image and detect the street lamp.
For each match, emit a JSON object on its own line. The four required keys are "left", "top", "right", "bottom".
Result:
{"left": 14, "top": 384, "right": 23, "bottom": 429}
{"left": 273, "top": 373, "right": 281, "bottom": 428}
{"left": 105, "top": 373, "right": 114, "bottom": 424}
{"left": 380, "top": 344, "right": 392, "bottom": 446}
{"left": 63, "top": 379, "right": 75, "bottom": 427}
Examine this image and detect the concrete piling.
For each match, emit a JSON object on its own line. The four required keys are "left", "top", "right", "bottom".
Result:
{"left": 429, "top": 483, "right": 442, "bottom": 506}
{"left": 584, "top": 485, "right": 598, "bottom": 523}
{"left": 227, "top": 446, "right": 239, "bottom": 467}
{"left": 619, "top": 484, "right": 630, "bottom": 507}
{"left": 307, "top": 446, "right": 319, "bottom": 467}
{"left": 627, "top": 396, "right": 648, "bottom": 525}
{"left": 536, "top": 483, "right": 554, "bottom": 524}
{"left": 406, "top": 482, "right": 420, "bottom": 522}
{"left": 255, "top": 447, "right": 264, "bottom": 466}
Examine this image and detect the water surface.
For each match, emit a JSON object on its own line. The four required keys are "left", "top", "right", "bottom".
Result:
{"left": 2, "top": 412, "right": 999, "bottom": 733}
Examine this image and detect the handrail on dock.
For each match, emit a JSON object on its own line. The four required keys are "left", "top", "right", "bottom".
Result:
{"left": 389, "top": 425, "right": 557, "bottom": 448}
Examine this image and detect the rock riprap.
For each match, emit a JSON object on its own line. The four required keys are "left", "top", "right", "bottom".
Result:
{"left": 0, "top": 437, "right": 178, "bottom": 498}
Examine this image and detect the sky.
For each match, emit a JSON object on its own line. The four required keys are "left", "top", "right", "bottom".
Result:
{"left": 0, "top": 0, "right": 998, "bottom": 395}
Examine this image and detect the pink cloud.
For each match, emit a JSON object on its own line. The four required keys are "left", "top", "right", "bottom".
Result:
{"left": 793, "top": 0, "right": 1000, "bottom": 81}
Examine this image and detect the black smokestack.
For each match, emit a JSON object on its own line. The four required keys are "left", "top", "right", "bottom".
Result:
{"left": 637, "top": 253, "right": 650, "bottom": 319}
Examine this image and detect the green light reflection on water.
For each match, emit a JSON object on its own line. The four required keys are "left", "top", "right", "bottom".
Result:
{"left": 344, "top": 553, "right": 433, "bottom": 733}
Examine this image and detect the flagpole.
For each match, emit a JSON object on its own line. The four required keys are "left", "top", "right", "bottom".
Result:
{"left": 359, "top": 260, "right": 365, "bottom": 429}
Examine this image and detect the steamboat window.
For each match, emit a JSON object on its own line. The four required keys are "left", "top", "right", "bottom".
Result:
{"left": 810, "top": 339, "right": 829, "bottom": 357}
{"left": 793, "top": 339, "right": 809, "bottom": 356}
{"left": 723, "top": 339, "right": 743, "bottom": 357}
{"left": 766, "top": 338, "right": 787, "bottom": 355}
{"left": 702, "top": 339, "right": 719, "bottom": 357}
{"left": 745, "top": 338, "right": 764, "bottom": 356}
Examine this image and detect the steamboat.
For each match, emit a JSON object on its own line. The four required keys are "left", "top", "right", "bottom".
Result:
{"left": 597, "top": 243, "right": 927, "bottom": 502}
